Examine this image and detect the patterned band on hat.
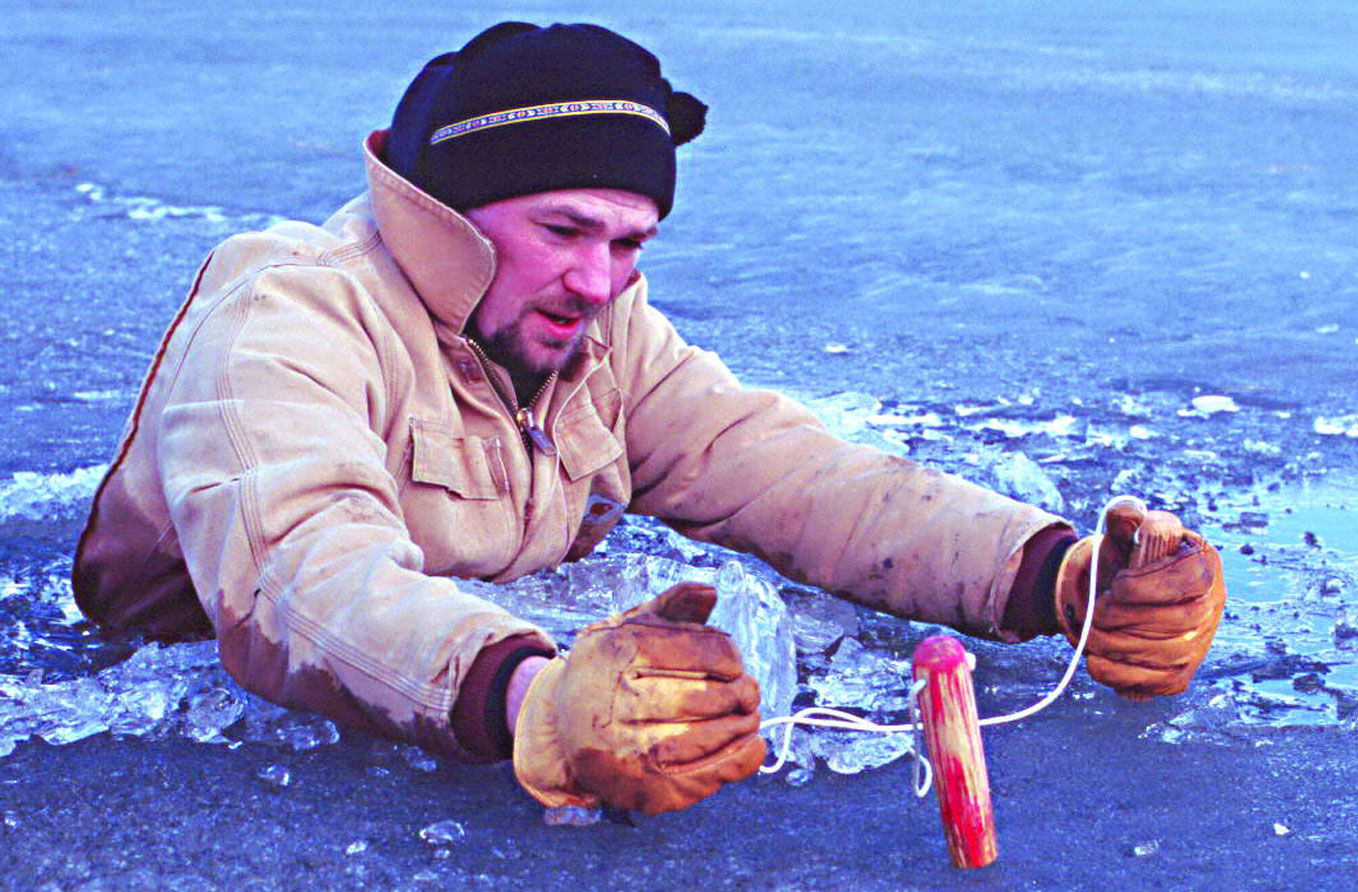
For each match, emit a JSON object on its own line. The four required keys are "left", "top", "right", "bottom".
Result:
{"left": 429, "top": 99, "right": 670, "bottom": 145}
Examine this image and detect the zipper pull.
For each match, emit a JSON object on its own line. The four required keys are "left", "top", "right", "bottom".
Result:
{"left": 515, "top": 407, "right": 557, "bottom": 456}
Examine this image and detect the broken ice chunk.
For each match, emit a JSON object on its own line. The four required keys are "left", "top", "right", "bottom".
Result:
{"left": 0, "top": 465, "right": 108, "bottom": 524}
{"left": 1110, "top": 467, "right": 1143, "bottom": 494}
{"left": 820, "top": 731, "right": 915, "bottom": 775}
{"left": 1129, "top": 839, "right": 1160, "bottom": 857}
{"left": 808, "top": 637, "right": 911, "bottom": 713}
{"left": 399, "top": 744, "right": 440, "bottom": 773}
{"left": 709, "top": 561, "right": 798, "bottom": 722}
{"left": 1181, "top": 395, "right": 1239, "bottom": 417}
{"left": 106, "top": 686, "right": 174, "bottom": 737}
{"left": 968, "top": 414, "right": 1079, "bottom": 440}
{"left": 1115, "top": 393, "right": 1153, "bottom": 418}
{"left": 272, "top": 717, "right": 341, "bottom": 752}
{"left": 543, "top": 806, "right": 602, "bottom": 827}
{"left": 30, "top": 677, "right": 112, "bottom": 746}
{"left": 257, "top": 764, "right": 292, "bottom": 788}
{"left": 991, "top": 451, "right": 1065, "bottom": 513}
{"left": 786, "top": 589, "right": 859, "bottom": 654}
{"left": 869, "top": 408, "right": 944, "bottom": 431}
{"left": 419, "top": 819, "right": 467, "bottom": 846}
{"left": 1314, "top": 414, "right": 1358, "bottom": 438}
{"left": 804, "top": 391, "right": 885, "bottom": 437}
{"left": 185, "top": 686, "right": 246, "bottom": 744}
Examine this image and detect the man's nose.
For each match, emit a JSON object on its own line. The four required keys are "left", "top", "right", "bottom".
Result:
{"left": 563, "top": 243, "right": 614, "bottom": 305}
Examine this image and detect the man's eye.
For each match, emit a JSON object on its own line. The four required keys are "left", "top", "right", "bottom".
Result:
{"left": 544, "top": 224, "right": 578, "bottom": 238}
{"left": 615, "top": 239, "right": 645, "bottom": 252}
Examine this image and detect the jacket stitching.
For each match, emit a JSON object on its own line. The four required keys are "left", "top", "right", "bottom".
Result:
{"left": 300, "top": 255, "right": 405, "bottom": 439}
{"left": 317, "top": 228, "right": 383, "bottom": 267}
{"left": 252, "top": 571, "right": 457, "bottom": 712}
{"left": 214, "top": 291, "right": 269, "bottom": 575}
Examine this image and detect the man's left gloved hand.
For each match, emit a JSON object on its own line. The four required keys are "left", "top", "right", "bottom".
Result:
{"left": 512, "top": 582, "right": 767, "bottom": 815}
{"left": 1054, "top": 499, "right": 1227, "bottom": 700}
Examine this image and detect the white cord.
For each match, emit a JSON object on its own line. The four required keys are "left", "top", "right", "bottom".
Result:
{"left": 759, "top": 680, "right": 934, "bottom": 795}
{"left": 758, "top": 496, "right": 1127, "bottom": 795}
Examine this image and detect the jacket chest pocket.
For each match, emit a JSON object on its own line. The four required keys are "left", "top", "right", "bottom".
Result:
{"left": 402, "top": 417, "right": 514, "bottom": 573}
{"left": 553, "top": 390, "right": 630, "bottom": 561}
{"left": 554, "top": 389, "right": 625, "bottom": 483}
{"left": 408, "top": 418, "right": 507, "bottom": 498}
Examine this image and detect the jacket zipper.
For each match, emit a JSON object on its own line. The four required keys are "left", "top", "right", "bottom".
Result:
{"left": 465, "top": 340, "right": 558, "bottom": 457}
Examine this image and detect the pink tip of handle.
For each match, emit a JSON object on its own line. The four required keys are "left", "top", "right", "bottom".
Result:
{"left": 912, "top": 634, "right": 970, "bottom": 673}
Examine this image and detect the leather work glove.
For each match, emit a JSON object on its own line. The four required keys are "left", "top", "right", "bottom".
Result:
{"left": 512, "top": 582, "right": 767, "bottom": 815}
{"left": 1054, "top": 496, "right": 1227, "bottom": 700}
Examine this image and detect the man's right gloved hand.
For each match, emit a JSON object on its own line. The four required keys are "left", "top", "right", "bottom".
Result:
{"left": 512, "top": 582, "right": 767, "bottom": 815}
{"left": 1054, "top": 498, "right": 1226, "bottom": 700}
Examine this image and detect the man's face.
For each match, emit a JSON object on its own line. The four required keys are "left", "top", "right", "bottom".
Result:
{"left": 465, "top": 188, "right": 659, "bottom": 382}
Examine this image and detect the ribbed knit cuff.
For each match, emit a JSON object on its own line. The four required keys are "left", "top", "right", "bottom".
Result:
{"left": 450, "top": 635, "right": 555, "bottom": 762}
{"left": 1002, "top": 526, "right": 1078, "bottom": 640}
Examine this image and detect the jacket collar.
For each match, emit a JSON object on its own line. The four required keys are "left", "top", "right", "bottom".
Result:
{"left": 364, "top": 129, "right": 495, "bottom": 345}
{"left": 363, "top": 129, "right": 614, "bottom": 383}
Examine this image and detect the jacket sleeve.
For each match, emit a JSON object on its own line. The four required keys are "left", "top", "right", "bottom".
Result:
{"left": 612, "top": 281, "right": 1072, "bottom": 641}
{"left": 157, "top": 263, "right": 552, "bottom": 759}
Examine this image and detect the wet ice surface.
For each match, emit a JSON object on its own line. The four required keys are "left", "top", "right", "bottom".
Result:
{"left": 2, "top": 390, "right": 1356, "bottom": 776}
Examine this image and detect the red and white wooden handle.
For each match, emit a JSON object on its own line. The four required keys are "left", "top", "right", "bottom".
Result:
{"left": 912, "top": 634, "right": 998, "bottom": 868}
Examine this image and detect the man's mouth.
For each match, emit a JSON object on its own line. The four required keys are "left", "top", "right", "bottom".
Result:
{"left": 535, "top": 308, "right": 584, "bottom": 339}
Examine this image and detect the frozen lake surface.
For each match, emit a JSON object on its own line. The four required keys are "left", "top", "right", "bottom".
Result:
{"left": 2, "top": 0, "right": 1358, "bottom": 886}
{"left": 4, "top": 0, "right": 1358, "bottom": 755}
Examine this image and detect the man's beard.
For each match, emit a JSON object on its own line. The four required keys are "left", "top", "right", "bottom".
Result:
{"left": 472, "top": 302, "right": 594, "bottom": 395}
{"left": 480, "top": 322, "right": 578, "bottom": 377}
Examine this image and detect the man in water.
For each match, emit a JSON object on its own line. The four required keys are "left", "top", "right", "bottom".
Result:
{"left": 73, "top": 22, "right": 1225, "bottom": 815}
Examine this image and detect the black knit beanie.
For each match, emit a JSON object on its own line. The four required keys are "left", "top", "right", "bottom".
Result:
{"left": 385, "top": 22, "right": 707, "bottom": 219}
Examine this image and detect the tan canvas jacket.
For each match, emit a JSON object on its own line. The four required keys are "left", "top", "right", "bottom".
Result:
{"left": 74, "top": 131, "right": 1067, "bottom": 760}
